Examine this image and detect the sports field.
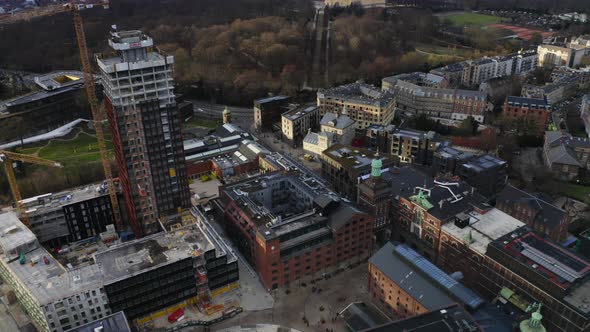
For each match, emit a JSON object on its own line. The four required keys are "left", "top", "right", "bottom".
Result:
{"left": 442, "top": 12, "right": 504, "bottom": 27}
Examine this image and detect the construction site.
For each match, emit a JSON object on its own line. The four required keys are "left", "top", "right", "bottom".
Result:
{"left": 0, "top": 208, "right": 242, "bottom": 332}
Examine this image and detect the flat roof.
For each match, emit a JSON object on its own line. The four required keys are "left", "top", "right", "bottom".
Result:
{"left": 21, "top": 182, "right": 109, "bottom": 216}
{"left": 323, "top": 144, "right": 389, "bottom": 170}
{"left": 461, "top": 154, "right": 506, "bottom": 172}
{"left": 442, "top": 208, "right": 525, "bottom": 255}
{"left": 362, "top": 304, "right": 481, "bottom": 332}
{"left": 318, "top": 82, "right": 394, "bottom": 108}
{"left": 0, "top": 212, "right": 37, "bottom": 259}
{"left": 491, "top": 228, "right": 590, "bottom": 289}
{"left": 282, "top": 104, "right": 317, "bottom": 121}
{"left": 94, "top": 224, "right": 217, "bottom": 284}
{"left": 34, "top": 71, "right": 84, "bottom": 91}
{"left": 98, "top": 51, "right": 166, "bottom": 67}
{"left": 6, "top": 247, "right": 103, "bottom": 305}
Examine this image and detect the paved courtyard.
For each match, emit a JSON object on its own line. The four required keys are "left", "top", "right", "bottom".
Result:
{"left": 211, "top": 262, "right": 380, "bottom": 332}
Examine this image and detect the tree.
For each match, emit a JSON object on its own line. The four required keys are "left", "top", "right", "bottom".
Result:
{"left": 529, "top": 32, "right": 543, "bottom": 45}
{"left": 458, "top": 116, "right": 479, "bottom": 136}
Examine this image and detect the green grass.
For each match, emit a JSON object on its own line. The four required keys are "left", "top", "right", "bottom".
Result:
{"left": 555, "top": 182, "right": 590, "bottom": 204}
{"left": 37, "top": 133, "right": 113, "bottom": 164}
{"left": 444, "top": 13, "right": 504, "bottom": 27}
{"left": 11, "top": 125, "right": 115, "bottom": 165}
{"left": 183, "top": 118, "right": 222, "bottom": 129}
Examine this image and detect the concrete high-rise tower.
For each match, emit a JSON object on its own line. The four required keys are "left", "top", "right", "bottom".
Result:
{"left": 97, "top": 30, "right": 190, "bottom": 236}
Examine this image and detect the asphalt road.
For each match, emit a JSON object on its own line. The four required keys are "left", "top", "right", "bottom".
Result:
{"left": 187, "top": 99, "right": 253, "bottom": 118}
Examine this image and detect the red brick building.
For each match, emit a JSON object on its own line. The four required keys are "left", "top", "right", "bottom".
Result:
{"left": 503, "top": 96, "right": 551, "bottom": 136}
{"left": 368, "top": 242, "right": 484, "bottom": 320}
{"left": 218, "top": 154, "right": 373, "bottom": 289}
{"left": 495, "top": 184, "right": 569, "bottom": 243}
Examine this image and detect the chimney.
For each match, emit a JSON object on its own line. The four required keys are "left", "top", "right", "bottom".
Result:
{"left": 439, "top": 200, "right": 444, "bottom": 209}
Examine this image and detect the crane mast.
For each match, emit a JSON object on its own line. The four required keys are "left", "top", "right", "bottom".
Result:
{"left": 71, "top": 1, "right": 123, "bottom": 230}
{"left": 0, "top": 151, "right": 62, "bottom": 228}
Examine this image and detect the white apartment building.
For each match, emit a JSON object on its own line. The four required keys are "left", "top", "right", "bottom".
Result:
{"left": 281, "top": 104, "right": 319, "bottom": 146}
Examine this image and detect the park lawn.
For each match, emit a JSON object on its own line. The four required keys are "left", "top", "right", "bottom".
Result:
{"left": 183, "top": 117, "right": 222, "bottom": 129}
{"left": 36, "top": 132, "right": 114, "bottom": 164}
{"left": 445, "top": 12, "right": 504, "bottom": 27}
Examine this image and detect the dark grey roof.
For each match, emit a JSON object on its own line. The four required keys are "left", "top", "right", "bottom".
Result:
{"left": 506, "top": 96, "right": 549, "bottom": 109}
{"left": 361, "top": 304, "right": 481, "bottom": 332}
{"left": 381, "top": 167, "right": 484, "bottom": 221}
{"left": 496, "top": 184, "right": 566, "bottom": 229}
{"left": 65, "top": 311, "right": 131, "bottom": 332}
{"left": 341, "top": 302, "right": 391, "bottom": 332}
{"left": 369, "top": 243, "right": 484, "bottom": 311}
{"left": 320, "top": 112, "right": 355, "bottom": 129}
{"left": 328, "top": 203, "right": 363, "bottom": 230}
{"left": 462, "top": 154, "right": 507, "bottom": 172}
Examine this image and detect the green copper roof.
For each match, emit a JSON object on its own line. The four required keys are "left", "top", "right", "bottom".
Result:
{"left": 409, "top": 190, "right": 433, "bottom": 210}
{"left": 520, "top": 303, "right": 546, "bottom": 332}
{"left": 371, "top": 158, "right": 383, "bottom": 177}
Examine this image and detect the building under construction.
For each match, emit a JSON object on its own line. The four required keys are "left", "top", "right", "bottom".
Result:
{"left": 97, "top": 30, "right": 190, "bottom": 236}
{"left": 0, "top": 210, "right": 238, "bottom": 332}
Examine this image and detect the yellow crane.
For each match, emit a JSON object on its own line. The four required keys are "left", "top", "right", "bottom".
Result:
{"left": 69, "top": 0, "right": 123, "bottom": 231}
{"left": 0, "top": 151, "right": 62, "bottom": 227}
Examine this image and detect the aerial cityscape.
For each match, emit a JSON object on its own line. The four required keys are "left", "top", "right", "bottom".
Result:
{"left": 1, "top": 0, "right": 590, "bottom": 332}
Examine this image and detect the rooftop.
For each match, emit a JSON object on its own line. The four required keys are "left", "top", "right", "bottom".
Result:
{"left": 254, "top": 95, "right": 291, "bottom": 107}
{"left": 20, "top": 182, "right": 109, "bottom": 216}
{"left": 361, "top": 304, "right": 482, "bottom": 332}
{"left": 323, "top": 144, "right": 388, "bottom": 170}
{"left": 496, "top": 184, "right": 566, "bottom": 230}
{"left": 65, "top": 311, "right": 131, "bottom": 332}
{"left": 34, "top": 71, "right": 85, "bottom": 91}
{"left": 370, "top": 243, "right": 484, "bottom": 311}
{"left": 222, "top": 152, "right": 362, "bottom": 238}
{"left": 318, "top": 82, "right": 394, "bottom": 108}
{"left": 442, "top": 208, "right": 525, "bottom": 255}
{"left": 381, "top": 167, "right": 485, "bottom": 221}
{"left": 393, "top": 79, "right": 487, "bottom": 100}
{"left": 491, "top": 228, "right": 590, "bottom": 290}
{"left": 282, "top": 104, "right": 318, "bottom": 121}
{"left": 94, "top": 224, "right": 218, "bottom": 284}
{"left": 461, "top": 154, "right": 506, "bottom": 173}
{"left": 320, "top": 112, "right": 355, "bottom": 129}
{"left": 506, "top": 96, "right": 550, "bottom": 109}
{"left": 0, "top": 211, "right": 38, "bottom": 260}
{"left": 303, "top": 131, "right": 334, "bottom": 145}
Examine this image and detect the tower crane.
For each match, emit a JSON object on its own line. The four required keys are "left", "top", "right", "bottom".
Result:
{"left": 0, "top": 151, "right": 62, "bottom": 227}
{"left": 69, "top": 0, "right": 123, "bottom": 231}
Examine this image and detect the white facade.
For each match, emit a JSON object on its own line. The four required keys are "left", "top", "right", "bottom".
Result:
{"left": 303, "top": 131, "right": 334, "bottom": 156}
